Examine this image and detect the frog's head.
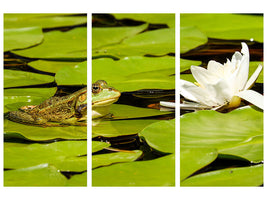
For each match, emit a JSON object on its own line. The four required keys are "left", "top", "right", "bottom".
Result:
{"left": 92, "top": 80, "right": 121, "bottom": 119}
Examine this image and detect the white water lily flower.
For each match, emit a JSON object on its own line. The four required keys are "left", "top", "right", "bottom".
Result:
{"left": 180, "top": 42, "right": 263, "bottom": 111}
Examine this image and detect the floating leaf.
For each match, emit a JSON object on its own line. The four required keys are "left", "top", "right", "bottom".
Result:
{"left": 139, "top": 119, "right": 175, "bottom": 153}
{"left": 92, "top": 141, "right": 110, "bottom": 153}
{"left": 113, "top": 13, "right": 175, "bottom": 28}
{"left": 92, "top": 119, "right": 158, "bottom": 138}
{"left": 4, "top": 27, "right": 43, "bottom": 52}
{"left": 92, "top": 56, "right": 175, "bottom": 91}
{"left": 4, "top": 141, "right": 87, "bottom": 171}
{"left": 66, "top": 172, "right": 87, "bottom": 186}
{"left": 55, "top": 61, "right": 87, "bottom": 85}
{"left": 4, "top": 70, "right": 54, "bottom": 88}
{"left": 180, "top": 147, "right": 218, "bottom": 181}
{"left": 4, "top": 163, "right": 68, "bottom": 186}
{"left": 28, "top": 60, "right": 81, "bottom": 74}
{"left": 92, "top": 23, "right": 148, "bottom": 49}
{"left": 181, "top": 106, "right": 263, "bottom": 162}
{"left": 180, "top": 26, "right": 208, "bottom": 54}
{"left": 181, "top": 14, "right": 263, "bottom": 42}
{"left": 111, "top": 104, "right": 171, "bottom": 119}
{"left": 4, "top": 119, "right": 87, "bottom": 141}
{"left": 181, "top": 164, "right": 263, "bottom": 186}
{"left": 92, "top": 154, "right": 175, "bottom": 186}
{"left": 12, "top": 27, "right": 87, "bottom": 59}
{"left": 4, "top": 13, "right": 87, "bottom": 29}
{"left": 180, "top": 59, "right": 202, "bottom": 72}
{"left": 92, "top": 150, "right": 142, "bottom": 169}
{"left": 94, "top": 28, "right": 175, "bottom": 59}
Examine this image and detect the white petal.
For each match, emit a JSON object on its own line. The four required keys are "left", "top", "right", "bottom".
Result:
{"left": 233, "top": 43, "right": 250, "bottom": 91}
{"left": 180, "top": 102, "right": 211, "bottom": 110}
{"left": 180, "top": 80, "right": 214, "bottom": 106}
{"left": 207, "top": 60, "right": 224, "bottom": 76}
{"left": 191, "top": 65, "right": 218, "bottom": 86}
{"left": 236, "top": 90, "right": 264, "bottom": 110}
{"left": 244, "top": 64, "right": 263, "bottom": 90}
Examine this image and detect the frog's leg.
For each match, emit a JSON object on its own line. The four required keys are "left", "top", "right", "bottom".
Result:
{"left": 60, "top": 117, "right": 87, "bottom": 126}
{"left": 8, "top": 111, "right": 47, "bottom": 125}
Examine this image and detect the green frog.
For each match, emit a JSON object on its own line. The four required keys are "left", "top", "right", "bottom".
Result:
{"left": 92, "top": 80, "right": 120, "bottom": 119}
{"left": 8, "top": 87, "right": 87, "bottom": 127}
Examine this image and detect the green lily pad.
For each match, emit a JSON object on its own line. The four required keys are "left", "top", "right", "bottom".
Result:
{"left": 4, "top": 141, "right": 87, "bottom": 171}
{"left": 4, "top": 119, "right": 87, "bottom": 141}
{"left": 181, "top": 14, "right": 263, "bottom": 42}
{"left": 4, "top": 27, "right": 43, "bottom": 52}
{"left": 28, "top": 60, "right": 81, "bottom": 74}
{"left": 4, "top": 13, "right": 87, "bottom": 29}
{"left": 92, "top": 150, "right": 142, "bottom": 169}
{"left": 181, "top": 106, "right": 263, "bottom": 162}
{"left": 92, "top": 119, "right": 159, "bottom": 138}
{"left": 180, "top": 26, "right": 208, "bottom": 54}
{"left": 113, "top": 13, "right": 175, "bottom": 28}
{"left": 180, "top": 147, "right": 218, "bottom": 181}
{"left": 92, "top": 56, "right": 175, "bottom": 91}
{"left": 4, "top": 87, "right": 57, "bottom": 112}
{"left": 110, "top": 104, "right": 171, "bottom": 119}
{"left": 139, "top": 119, "right": 175, "bottom": 153}
{"left": 4, "top": 163, "right": 68, "bottom": 186}
{"left": 92, "top": 141, "right": 110, "bottom": 153}
{"left": 66, "top": 172, "right": 87, "bottom": 186}
{"left": 12, "top": 27, "right": 87, "bottom": 60}
{"left": 93, "top": 28, "right": 175, "bottom": 59}
{"left": 181, "top": 164, "right": 263, "bottom": 186}
{"left": 4, "top": 69, "right": 54, "bottom": 88}
{"left": 92, "top": 154, "right": 175, "bottom": 186}
{"left": 180, "top": 59, "right": 202, "bottom": 72}
{"left": 92, "top": 23, "right": 148, "bottom": 49}
{"left": 55, "top": 61, "right": 87, "bottom": 85}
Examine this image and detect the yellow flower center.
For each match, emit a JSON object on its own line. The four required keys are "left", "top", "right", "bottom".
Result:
{"left": 227, "top": 96, "right": 241, "bottom": 109}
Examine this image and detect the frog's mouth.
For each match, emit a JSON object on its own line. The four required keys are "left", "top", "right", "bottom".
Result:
{"left": 92, "top": 97, "right": 119, "bottom": 107}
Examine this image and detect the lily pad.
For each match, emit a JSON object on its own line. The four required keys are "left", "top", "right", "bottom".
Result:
{"left": 181, "top": 164, "right": 263, "bottom": 186}
{"left": 4, "top": 119, "right": 87, "bottom": 141}
{"left": 93, "top": 28, "right": 175, "bottom": 59}
{"left": 12, "top": 27, "right": 87, "bottom": 60}
{"left": 4, "top": 163, "right": 68, "bottom": 186}
{"left": 180, "top": 59, "right": 202, "bottom": 72}
{"left": 180, "top": 26, "right": 208, "bottom": 54}
{"left": 4, "top": 69, "right": 54, "bottom": 88}
{"left": 180, "top": 106, "right": 263, "bottom": 162}
{"left": 4, "top": 27, "right": 44, "bottom": 52}
{"left": 92, "top": 56, "right": 175, "bottom": 91}
{"left": 111, "top": 104, "right": 171, "bottom": 119}
{"left": 139, "top": 119, "right": 175, "bottom": 153}
{"left": 180, "top": 147, "right": 218, "bottom": 181}
{"left": 92, "top": 23, "right": 148, "bottom": 49}
{"left": 28, "top": 60, "right": 81, "bottom": 74}
{"left": 4, "top": 13, "right": 87, "bottom": 29}
{"left": 55, "top": 61, "right": 87, "bottom": 85}
{"left": 4, "top": 141, "right": 87, "bottom": 171}
{"left": 92, "top": 150, "right": 142, "bottom": 169}
{"left": 92, "top": 119, "right": 159, "bottom": 138}
{"left": 4, "top": 87, "right": 57, "bottom": 112}
{"left": 66, "top": 172, "right": 87, "bottom": 186}
{"left": 181, "top": 14, "right": 263, "bottom": 42}
{"left": 113, "top": 13, "right": 175, "bottom": 28}
{"left": 92, "top": 141, "right": 110, "bottom": 153}
{"left": 92, "top": 154, "right": 175, "bottom": 186}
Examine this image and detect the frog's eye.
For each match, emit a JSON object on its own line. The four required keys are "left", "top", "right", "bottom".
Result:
{"left": 95, "top": 80, "right": 108, "bottom": 87}
{"left": 92, "top": 83, "right": 101, "bottom": 94}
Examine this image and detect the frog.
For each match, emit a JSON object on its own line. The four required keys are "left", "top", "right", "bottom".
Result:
{"left": 92, "top": 80, "right": 121, "bottom": 119}
{"left": 7, "top": 87, "right": 87, "bottom": 127}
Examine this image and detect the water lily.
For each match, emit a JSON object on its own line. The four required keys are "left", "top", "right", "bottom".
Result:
{"left": 180, "top": 42, "right": 263, "bottom": 111}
